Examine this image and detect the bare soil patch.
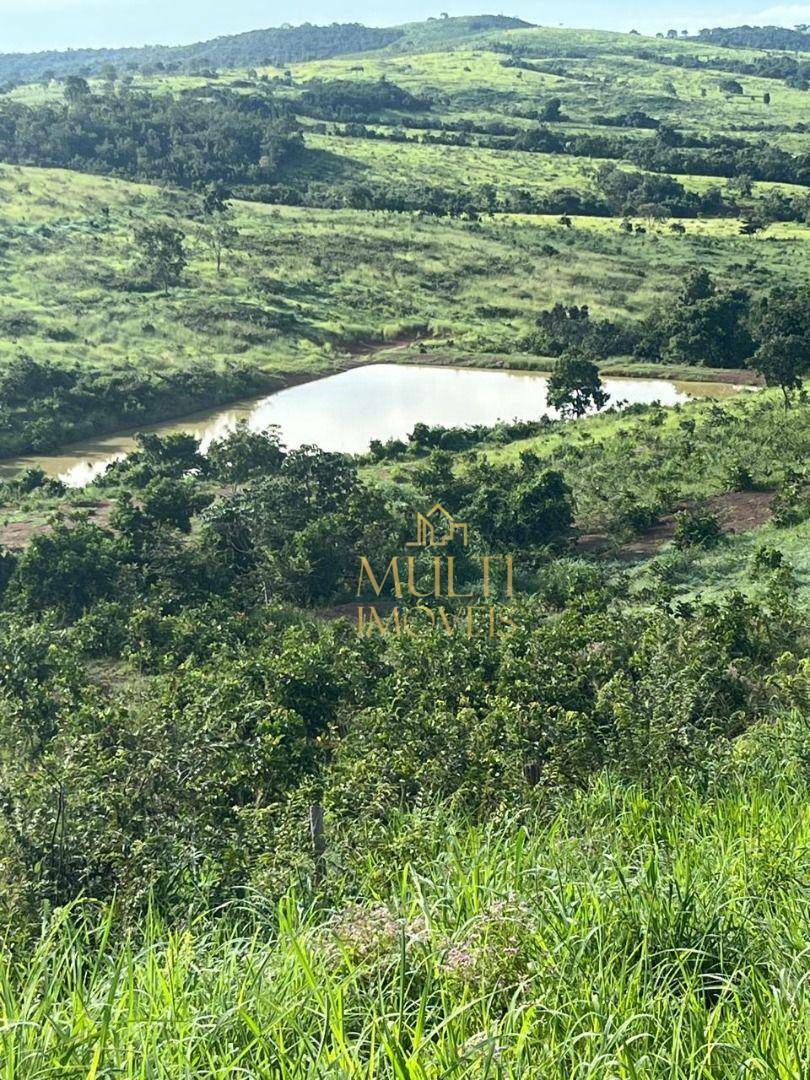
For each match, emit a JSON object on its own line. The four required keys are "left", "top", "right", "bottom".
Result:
{"left": 580, "top": 490, "right": 775, "bottom": 561}
{"left": 0, "top": 499, "right": 114, "bottom": 551}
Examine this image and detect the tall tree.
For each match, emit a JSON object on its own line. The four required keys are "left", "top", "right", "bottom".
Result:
{"left": 751, "top": 335, "right": 810, "bottom": 409}
{"left": 63, "top": 75, "right": 90, "bottom": 106}
{"left": 547, "top": 354, "right": 610, "bottom": 418}
{"left": 134, "top": 223, "right": 187, "bottom": 294}
{"left": 196, "top": 186, "right": 238, "bottom": 275}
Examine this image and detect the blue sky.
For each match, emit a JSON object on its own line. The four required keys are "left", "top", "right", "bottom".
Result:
{"left": 1, "top": 1, "right": 809, "bottom": 53}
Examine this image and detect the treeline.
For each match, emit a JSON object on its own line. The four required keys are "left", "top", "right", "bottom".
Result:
{"left": 366, "top": 417, "right": 555, "bottom": 460}
{"left": 696, "top": 25, "right": 810, "bottom": 51}
{"left": 518, "top": 124, "right": 810, "bottom": 192}
{"left": 630, "top": 46, "right": 810, "bottom": 90}
{"left": 0, "top": 23, "right": 405, "bottom": 85}
{"left": 250, "top": 179, "right": 617, "bottom": 217}
{"left": 253, "top": 166, "right": 730, "bottom": 219}
{"left": 322, "top": 117, "right": 810, "bottom": 202}
{"left": 493, "top": 38, "right": 810, "bottom": 89}
{"left": 0, "top": 356, "right": 279, "bottom": 456}
{"left": 0, "top": 86, "right": 303, "bottom": 187}
{"left": 297, "top": 78, "right": 431, "bottom": 121}
{"left": 523, "top": 273, "right": 810, "bottom": 375}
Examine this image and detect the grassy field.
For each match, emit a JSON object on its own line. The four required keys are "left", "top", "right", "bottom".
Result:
{"left": 279, "top": 43, "right": 810, "bottom": 133}
{"left": 295, "top": 129, "right": 807, "bottom": 210}
{"left": 1, "top": 162, "right": 809, "bottom": 392}
{"left": 3, "top": 717, "right": 809, "bottom": 1077}
{"left": 1, "top": 19, "right": 809, "bottom": 446}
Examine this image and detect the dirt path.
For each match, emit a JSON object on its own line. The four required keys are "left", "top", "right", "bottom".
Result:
{"left": 579, "top": 491, "right": 775, "bottom": 561}
{"left": 0, "top": 500, "right": 114, "bottom": 551}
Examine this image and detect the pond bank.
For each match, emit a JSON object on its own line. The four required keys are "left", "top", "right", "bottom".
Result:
{"left": 0, "top": 362, "right": 746, "bottom": 488}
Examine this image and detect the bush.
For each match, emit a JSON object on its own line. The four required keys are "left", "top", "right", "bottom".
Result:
{"left": 672, "top": 507, "right": 724, "bottom": 549}
{"left": 751, "top": 544, "right": 784, "bottom": 575}
{"left": 612, "top": 496, "right": 660, "bottom": 537}
{"left": 7, "top": 521, "right": 127, "bottom": 621}
{"left": 772, "top": 480, "right": 810, "bottom": 528}
{"left": 725, "top": 462, "right": 758, "bottom": 492}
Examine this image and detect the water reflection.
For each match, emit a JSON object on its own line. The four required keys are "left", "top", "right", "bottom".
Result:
{"left": 2, "top": 364, "right": 716, "bottom": 488}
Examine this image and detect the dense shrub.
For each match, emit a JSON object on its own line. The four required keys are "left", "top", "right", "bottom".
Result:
{"left": 672, "top": 507, "right": 724, "bottom": 549}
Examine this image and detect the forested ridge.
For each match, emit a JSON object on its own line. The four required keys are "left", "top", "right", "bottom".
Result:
{"left": 697, "top": 24, "right": 810, "bottom": 51}
{"left": 0, "top": 15, "right": 531, "bottom": 83}
{"left": 0, "top": 24, "right": 404, "bottom": 84}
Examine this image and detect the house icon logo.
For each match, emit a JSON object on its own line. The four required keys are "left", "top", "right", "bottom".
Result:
{"left": 406, "top": 503, "right": 468, "bottom": 548}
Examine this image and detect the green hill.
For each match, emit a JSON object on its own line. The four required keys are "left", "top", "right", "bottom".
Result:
{"left": 0, "top": 15, "right": 532, "bottom": 85}
{"left": 0, "top": 14, "right": 808, "bottom": 1074}
{"left": 697, "top": 24, "right": 810, "bottom": 52}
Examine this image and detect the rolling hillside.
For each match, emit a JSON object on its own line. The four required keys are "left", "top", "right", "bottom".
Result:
{"left": 0, "top": 16, "right": 808, "bottom": 1076}
{"left": 0, "top": 15, "right": 532, "bottom": 84}
{"left": 0, "top": 18, "right": 809, "bottom": 453}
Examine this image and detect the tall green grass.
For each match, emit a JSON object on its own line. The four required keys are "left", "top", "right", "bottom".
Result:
{"left": 2, "top": 710, "right": 809, "bottom": 1077}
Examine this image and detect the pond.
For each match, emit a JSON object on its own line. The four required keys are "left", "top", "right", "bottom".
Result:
{"left": 1, "top": 364, "right": 737, "bottom": 488}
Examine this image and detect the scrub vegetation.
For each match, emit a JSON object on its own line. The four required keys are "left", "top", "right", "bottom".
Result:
{"left": 0, "top": 14, "right": 808, "bottom": 1077}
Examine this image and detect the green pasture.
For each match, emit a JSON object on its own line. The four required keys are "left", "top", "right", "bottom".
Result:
{"left": 9, "top": 20, "right": 809, "bottom": 148}
{"left": 275, "top": 28, "right": 810, "bottom": 138}
{"left": 299, "top": 129, "right": 806, "bottom": 211}
{"left": 1, "top": 162, "right": 809, "bottom": 388}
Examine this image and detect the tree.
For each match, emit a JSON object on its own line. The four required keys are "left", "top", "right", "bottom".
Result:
{"left": 729, "top": 173, "right": 754, "bottom": 198}
{"left": 201, "top": 183, "right": 230, "bottom": 217}
{"left": 134, "top": 223, "right": 187, "bottom": 294}
{"left": 750, "top": 335, "right": 810, "bottom": 409}
{"left": 510, "top": 466, "right": 574, "bottom": 548}
{"left": 663, "top": 289, "right": 755, "bottom": 367}
{"left": 207, "top": 422, "right": 285, "bottom": 483}
{"left": 63, "top": 75, "right": 90, "bottom": 106}
{"left": 7, "top": 520, "right": 124, "bottom": 621}
{"left": 196, "top": 188, "right": 238, "bottom": 275}
{"left": 547, "top": 354, "right": 609, "bottom": 418}
{"left": 138, "top": 432, "right": 204, "bottom": 471}
{"left": 539, "top": 97, "right": 563, "bottom": 122}
{"left": 763, "top": 91, "right": 771, "bottom": 105}
{"left": 638, "top": 202, "right": 668, "bottom": 226}
{"left": 139, "top": 477, "right": 197, "bottom": 532}
{"left": 739, "top": 216, "right": 765, "bottom": 236}
{"left": 682, "top": 268, "right": 714, "bottom": 304}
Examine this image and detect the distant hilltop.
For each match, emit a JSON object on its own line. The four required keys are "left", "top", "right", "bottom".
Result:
{"left": 0, "top": 15, "right": 533, "bottom": 85}
{"left": 3, "top": 14, "right": 808, "bottom": 89}
{"left": 696, "top": 24, "right": 810, "bottom": 51}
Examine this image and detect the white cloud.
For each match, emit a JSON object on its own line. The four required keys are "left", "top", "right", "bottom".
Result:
{"left": 750, "top": 3, "right": 810, "bottom": 19}
{"left": 695, "top": 2, "right": 810, "bottom": 27}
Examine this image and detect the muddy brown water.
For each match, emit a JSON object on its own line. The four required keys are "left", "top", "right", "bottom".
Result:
{"left": 1, "top": 364, "right": 743, "bottom": 488}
